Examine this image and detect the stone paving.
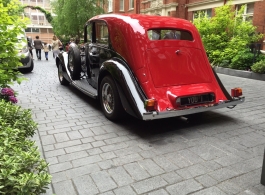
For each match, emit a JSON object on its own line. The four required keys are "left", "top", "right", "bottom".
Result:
{"left": 13, "top": 51, "right": 265, "bottom": 195}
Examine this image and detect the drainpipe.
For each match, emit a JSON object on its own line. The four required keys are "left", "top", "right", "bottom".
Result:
{"left": 185, "top": 0, "right": 189, "bottom": 20}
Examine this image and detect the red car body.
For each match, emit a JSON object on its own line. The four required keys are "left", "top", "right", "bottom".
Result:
{"left": 56, "top": 14, "right": 244, "bottom": 120}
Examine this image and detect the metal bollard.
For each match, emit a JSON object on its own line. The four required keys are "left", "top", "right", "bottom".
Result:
{"left": 261, "top": 148, "right": 265, "bottom": 185}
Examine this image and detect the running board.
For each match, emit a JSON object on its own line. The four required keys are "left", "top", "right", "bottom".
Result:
{"left": 71, "top": 79, "right": 98, "bottom": 98}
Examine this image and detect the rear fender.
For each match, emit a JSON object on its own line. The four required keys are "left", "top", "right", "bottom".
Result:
{"left": 99, "top": 59, "right": 147, "bottom": 119}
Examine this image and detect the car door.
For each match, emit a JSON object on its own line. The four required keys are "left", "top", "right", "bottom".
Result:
{"left": 85, "top": 21, "right": 111, "bottom": 89}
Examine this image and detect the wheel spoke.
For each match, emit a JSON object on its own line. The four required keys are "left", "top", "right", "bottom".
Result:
{"left": 102, "top": 83, "right": 114, "bottom": 114}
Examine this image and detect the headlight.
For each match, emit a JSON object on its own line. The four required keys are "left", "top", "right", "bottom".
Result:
{"left": 20, "top": 46, "right": 28, "bottom": 53}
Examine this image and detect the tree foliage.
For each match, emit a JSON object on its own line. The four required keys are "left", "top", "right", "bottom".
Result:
{"left": 193, "top": 1, "right": 263, "bottom": 66}
{"left": 0, "top": 0, "right": 29, "bottom": 88}
{"left": 51, "top": 0, "right": 105, "bottom": 40}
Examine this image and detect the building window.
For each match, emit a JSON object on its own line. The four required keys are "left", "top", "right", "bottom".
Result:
{"left": 120, "top": 0, "right": 124, "bottom": 11}
{"left": 237, "top": 3, "right": 254, "bottom": 22}
{"left": 96, "top": 22, "right": 109, "bottom": 45}
{"left": 108, "top": 0, "right": 113, "bottom": 12}
{"left": 129, "top": 0, "right": 134, "bottom": 10}
{"left": 25, "top": 28, "right": 31, "bottom": 32}
{"left": 32, "top": 28, "right": 40, "bottom": 32}
{"left": 25, "top": 28, "right": 40, "bottom": 33}
{"left": 31, "top": 15, "right": 38, "bottom": 20}
{"left": 193, "top": 9, "right": 212, "bottom": 20}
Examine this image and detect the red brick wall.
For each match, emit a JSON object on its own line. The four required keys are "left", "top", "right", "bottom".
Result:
{"left": 253, "top": 1, "right": 265, "bottom": 35}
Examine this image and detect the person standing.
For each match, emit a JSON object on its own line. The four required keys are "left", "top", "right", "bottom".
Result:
{"left": 51, "top": 35, "right": 62, "bottom": 58}
{"left": 27, "top": 36, "right": 33, "bottom": 58}
{"left": 33, "top": 36, "right": 43, "bottom": 60}
{"left": 43, "top": 43, "right": 49, "bottom": 61}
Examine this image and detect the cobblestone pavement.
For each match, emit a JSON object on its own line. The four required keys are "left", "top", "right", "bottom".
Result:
{"left": 13, "top": 51, "right": 265, "bottom": 195}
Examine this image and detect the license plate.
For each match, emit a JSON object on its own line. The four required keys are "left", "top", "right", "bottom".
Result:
{"left": 180, "top": 94, "right": 214, "bottom": 106}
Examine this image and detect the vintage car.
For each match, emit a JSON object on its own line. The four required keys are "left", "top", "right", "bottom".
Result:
{"left": 55, "top": 14, "right": 245, "bottom": 121}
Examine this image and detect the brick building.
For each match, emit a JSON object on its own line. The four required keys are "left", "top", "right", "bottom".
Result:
{"left": 107, "top": 0, "right": 265, "bottom": 48}
{"left": 20, "top": 0, "right": 54, "bottom": 44}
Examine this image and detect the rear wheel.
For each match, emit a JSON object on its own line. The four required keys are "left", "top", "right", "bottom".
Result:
{"left": 68, "top": 45, "right": 81, "bottom": 80}
{"left": 100, "top": 76, "right": 124, "bottom": 120}
{"left": 58, "top": 62, "right": 69, "bottom": 86}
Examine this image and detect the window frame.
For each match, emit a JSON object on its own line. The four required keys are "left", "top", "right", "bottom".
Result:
{"left": 236, "top": 3, "right": 254, "bottom": 22}
{"left": 120, "top": 0, "right": 124, "bottom": 11}
{"left": 193, "top": 8, "right": 212, "bottom": 20}
{"left": 129, "top": 0, "right": 134, "bottom": 10}
{"left": 108, "top": 0, "right": 113, "bottom": 12}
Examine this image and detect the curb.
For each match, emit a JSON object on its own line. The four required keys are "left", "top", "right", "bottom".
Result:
{"left": 214, "top": 66, "right": 265, "bottom": 81}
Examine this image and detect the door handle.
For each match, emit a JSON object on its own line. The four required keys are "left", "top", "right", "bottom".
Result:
{"left": 175, "top": 50, "right": 181, "bottom": 54}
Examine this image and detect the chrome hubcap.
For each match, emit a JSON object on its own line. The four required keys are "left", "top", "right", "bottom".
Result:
{"left": 102, "top": 83, "right": 114, "bottom": 114}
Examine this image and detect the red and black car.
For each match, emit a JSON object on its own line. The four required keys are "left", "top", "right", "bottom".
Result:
{"left": 56, "top": 14, "right": 244, "bottom": 121}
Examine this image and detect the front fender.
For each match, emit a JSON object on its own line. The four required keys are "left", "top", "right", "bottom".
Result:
{"left": 56, "top": 52, "right": 72, "bottom": 83}
{"left": 99, "top": 59, "right": 147, "bottom": 120}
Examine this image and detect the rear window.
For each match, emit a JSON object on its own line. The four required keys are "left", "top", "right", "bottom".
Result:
{"left": 147, "top": 29, "right": 193, "bottom": 41}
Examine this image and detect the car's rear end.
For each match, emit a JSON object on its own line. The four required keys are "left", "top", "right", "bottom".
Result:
{"left": 138, "top": 17, "right": 244, "bottom": 118}
{"left": 97, "top": 14, "right": 244, "bottom": 120}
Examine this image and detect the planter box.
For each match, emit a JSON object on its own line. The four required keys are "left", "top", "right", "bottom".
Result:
{"left": 213, "top": 66, "right": 265, "bottom": 81}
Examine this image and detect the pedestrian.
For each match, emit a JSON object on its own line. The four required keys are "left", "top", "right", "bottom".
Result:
{"left": 43, "top": 43, "right": 49, "bottom": 61}
{"left": 51, "top": 35, "right": 62, "bottom": 58}
{"left": 33, "top": 35, "right": 43, "bottom": 60}
{"left": 65, "top": 43, "right": 70, "bottom": 52}
{"left": 27, "top": 36, "right": 33, "bottom": 58}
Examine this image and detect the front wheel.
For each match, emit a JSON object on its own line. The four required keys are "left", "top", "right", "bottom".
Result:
{"left": 100, "top": 76, "right": 124, "bottom": 121}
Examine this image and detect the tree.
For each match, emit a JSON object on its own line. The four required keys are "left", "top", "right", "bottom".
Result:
{"left": 51, "top": 0, "right": 105, "bottom": 41}
{"left": 0, "top": 0, "right": 29, "bottom": 87}
{"left": 193, "top": 1, "right": 263, "bottom": 68}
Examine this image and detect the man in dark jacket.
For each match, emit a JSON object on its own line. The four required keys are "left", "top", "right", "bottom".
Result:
{"left": 33, "top": 36, "right": 43, "bottom": 60}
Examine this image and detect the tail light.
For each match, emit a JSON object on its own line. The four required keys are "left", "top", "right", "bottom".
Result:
{"left": 144, "top": 99, "right": 157, "bottom": 111}
{"left": 231, "top": 88, "right": 242, "bottom": 97}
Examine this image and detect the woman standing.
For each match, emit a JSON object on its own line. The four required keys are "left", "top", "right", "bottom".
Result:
{"left": 51, "top": 35, "right": 62, "bottom": 58}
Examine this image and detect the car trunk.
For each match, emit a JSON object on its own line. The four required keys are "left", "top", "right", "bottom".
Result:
{"left": 146, "top": 46, "right": 212, "bottom": 88}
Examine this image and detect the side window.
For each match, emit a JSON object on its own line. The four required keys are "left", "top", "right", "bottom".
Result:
{"left": 95, "top": 22, "right": 109, "bottom": 46}
{"left": 86, "top": 24, "right": 92, "bottom": 43}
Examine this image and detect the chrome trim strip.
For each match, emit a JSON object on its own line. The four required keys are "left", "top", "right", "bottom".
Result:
{"left": 142, "top": 97, "right": 245, "bottom": 120}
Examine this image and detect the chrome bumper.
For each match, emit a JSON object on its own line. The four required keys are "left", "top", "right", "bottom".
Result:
{"left": 142, "top": 97, "right": 245, "bottom": 120}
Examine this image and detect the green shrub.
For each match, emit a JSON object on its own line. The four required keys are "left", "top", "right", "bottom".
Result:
{"left": 251, "top": 60, "right": 265, "bottom": 74}
{"left": 0, "top": 100, "right": 51, "bottom": 194}
{"left": 193, "top": 1, "right": 263, "bottom": 66}
{"left": 229, "top": 49, "right": 254, "bottom": 70}
{"left": 0, "top": 99, "right": 36, "bottom": 137}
